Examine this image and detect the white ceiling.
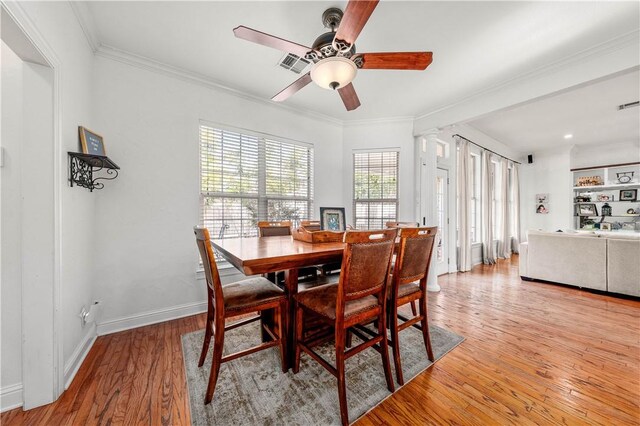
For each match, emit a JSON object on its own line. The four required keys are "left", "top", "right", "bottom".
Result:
{"left": 84, "top": 1, "right": 639, "bottom": 121}
{"left": 466, "top": 69, "right": 640, "bottom": 152}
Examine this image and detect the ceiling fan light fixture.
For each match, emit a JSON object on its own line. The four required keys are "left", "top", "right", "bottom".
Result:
{"left": 310, "top": 57, "right": 357, "bottom": 90}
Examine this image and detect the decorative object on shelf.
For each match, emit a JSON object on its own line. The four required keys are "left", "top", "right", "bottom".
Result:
{"left": 616, "top": 171, "right": 634, "bottom": 184}
{"left": 619, "top": 189, "right": 638, "bottom": 201}
{"left": 600, "top": 223, "right": 612, "bottom": 231}
{"left": 79, "top": 126, "right": 106, "bottom": 156}
{"left": 627, "top": 208, "right": 637, "bottom": 214}
{"left": 319, "top": 207, "right": 346, "bottom": 231}
{"left": 577, "top": 203, "right": 598, "bottom": 216}
{"left": 596, "top": 194, "right": 613, "bottom": 202}
{"left": 574, "top": 195, "right": 591, "bottom": 203}
{"left": 536, "top": 204, "right": 548, "bottom": 214}
{"left": 601, "top": 203, "right": 612, "bottom": 216}
{"left": 68, "top": 152, "right": 119, "bottom": 192}
{"left": 576, "top": 176, "right": 603, "bottom": 187}
{"left": 535, "top": 193, "right": 549, "bottom": 203}
{"left": 622, "top": 222, "right": 637, "bottom": 231}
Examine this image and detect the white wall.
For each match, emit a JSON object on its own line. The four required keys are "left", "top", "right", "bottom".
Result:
{"left": 520, "top": 146, "right": 573, "bottom": 238}
{"left": 1, "top": 41, "right": 24, "bottom": 399}
{"left": 91, "top": 55, "right": 344, "bottom": 326}
{"left": 571, "top": 141, "right": 640, "bottom": 169}
{"left": 342, "top": 119, "right": 415, "bottom": 226}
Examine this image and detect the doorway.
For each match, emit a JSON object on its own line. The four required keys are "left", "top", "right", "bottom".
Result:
{"left": 435, "top": 168, "right": 449, "bottom": 275}
{"left": 1, "top": 5, "right": 61, "bottom": 411}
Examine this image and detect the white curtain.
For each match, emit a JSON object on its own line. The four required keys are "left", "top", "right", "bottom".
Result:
{"left": 481, "top": 151, "right": 496, "bottom": 264}
{"left": 510, "top": 162, "right": 521, "bottom": 254}
{"left": 456, "top": 137, "right": 472, "bottom": 272}
{"left": 497, "top": 158, "right": 511, "bottom": 259}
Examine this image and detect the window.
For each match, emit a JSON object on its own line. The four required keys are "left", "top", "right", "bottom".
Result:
{"left": 200, "top": 124, "right": 313, "bottom": 241}
{"left": 353, "top": 151, "right": 399, "bottom": 229}
{"left": 492, "top": 160, "right": 501, "bottom": 235}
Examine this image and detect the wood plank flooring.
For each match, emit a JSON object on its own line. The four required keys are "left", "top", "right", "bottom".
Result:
{"left": 3, "top": 256, "right": 639, "bottom": 425}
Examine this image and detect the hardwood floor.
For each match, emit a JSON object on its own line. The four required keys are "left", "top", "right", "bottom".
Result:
{"left": 3, "top": 256, "right": 639, "bottom": 425}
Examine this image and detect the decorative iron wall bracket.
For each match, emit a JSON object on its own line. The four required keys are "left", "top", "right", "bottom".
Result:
{"left": 68, "top": 152, "right": 120, "bottom": 192}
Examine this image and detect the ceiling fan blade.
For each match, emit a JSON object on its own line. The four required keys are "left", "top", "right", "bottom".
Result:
{"left": 272, "top": 72, "right": 312, "bottom": 102}
{"left": 233, "top": 26, "right": 312, "bottom": 58}
{"left": 337, "top": 83, "right": 361, "bottom": 111}
{"left": 358, "top": 52, "right": 433, "bottom": 70}
{"left": 334, "top": 0, "right": 379, "bottom": 45}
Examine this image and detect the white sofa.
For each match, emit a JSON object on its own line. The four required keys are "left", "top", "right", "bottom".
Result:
{"left": 519, "top": 230, "right": 640, "bottom": 297}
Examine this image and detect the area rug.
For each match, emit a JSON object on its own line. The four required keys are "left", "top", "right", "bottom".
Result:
{"left": 182, "top": 321, "right": 464, "bottom": 425}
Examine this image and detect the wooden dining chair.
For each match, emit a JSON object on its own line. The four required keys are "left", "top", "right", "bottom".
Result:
{"left": 257, "top": 220, "right": 293, "bottom": 237}
{"left": 387, "top": 226, "right": 437, "bottom": 385}
{"left": 194, "top": 226, "right": 287, "bottom": 403}
{"left": 386, "top": 221, "right": 420, "bottom": 228}
{"left": 258, "top": 220, "right": 318, "bottom": 282}
{"left": 294, "top": 229, "right": 397, "bottom": 426}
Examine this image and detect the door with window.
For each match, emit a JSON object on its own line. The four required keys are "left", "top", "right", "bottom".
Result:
{"left": 436, "top": 168, "right": 449, "bottom": 275}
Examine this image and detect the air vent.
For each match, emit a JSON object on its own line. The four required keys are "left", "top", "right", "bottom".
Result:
{"left": 618, "top": 101, "right": 639, "bottom": 110}
{"left": 278, "top": 53, "right": 311, "bottom": 74}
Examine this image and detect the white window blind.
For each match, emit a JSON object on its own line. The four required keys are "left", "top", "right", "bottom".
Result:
{"left": 353, "top": 151, "right": 399, "bottom": 229}
{"left": 200, "top": 125, "right": 313, "bottom": 240}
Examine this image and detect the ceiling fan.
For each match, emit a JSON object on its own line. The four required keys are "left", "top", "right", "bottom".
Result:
{"left": 233, "top": 0, "right": 433, "bottom": 111}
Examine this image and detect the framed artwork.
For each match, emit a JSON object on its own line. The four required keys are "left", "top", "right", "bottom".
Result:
{"left": 577, "top": 203, "right": 598, "bottom": 217}
{"left": 79, "top": 126, "right": 106, "bottom": 156}
{"left": 536, "top": 204, "right": 549, "bottom": 214}
{"left": 619, "top": 189, "right": 637, "bottom": 201}
{"left": 600, "top": 223, "right": 612, "bottom": 231}
{"left": 320, "top": 207, "right": 346, "bottom": 231}
{"left": 535, "top": 193, "right": 549, "bottom": 203}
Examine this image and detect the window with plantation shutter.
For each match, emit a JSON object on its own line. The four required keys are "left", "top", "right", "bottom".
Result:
{"left": 200, "top": 124, "right": 313, "bottom": 242}
{"left": 353, "top": 151, "right": 399, "bottom": 230}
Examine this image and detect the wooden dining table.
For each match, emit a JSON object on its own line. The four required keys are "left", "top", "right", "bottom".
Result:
{"left": 211, "top": 235, "right": 346, "bottom": 368}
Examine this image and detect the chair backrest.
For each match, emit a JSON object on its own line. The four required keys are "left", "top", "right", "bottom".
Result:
{"left": 391, "top": 226, "right": 437, "bottom": 290}
{"left": 258, "top": 221, "right": 292, "bottom": 237}
{"left": 386, "top": 221, "right": 420, "bottom": 228}
{"left": 301, "top": 220, "right": 321, "bottom": 232}
{"left": 337, "top": 229, "right": 398, "bottom": 316}
{"left": 194, "top": 227, "right": 224, "bottom": 309}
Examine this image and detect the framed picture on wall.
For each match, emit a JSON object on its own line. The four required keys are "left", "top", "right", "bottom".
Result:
{"left": 320, "top": 207, "right": 346, "bottom": 231}
{"left": 79, "top": 126, "right": 106, "bottom": 156}
{"left": 619, "top": 189, "right": 637, "bottom": 201}
{"left": 535, "top": 193, "right": 549, "bottom": 203}
{"left": 536, "top": 204, "right": 549, "bottom": 214}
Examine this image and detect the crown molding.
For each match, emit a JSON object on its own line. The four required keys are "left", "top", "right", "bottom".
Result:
{"left": 95, "top": 44, "right": 345, "bottom": 126}
{"left": 67, "top": 1, "right": 100, "bottom": 53}
{"left": 415, "top": 29, "right": 640, "bottom": 123}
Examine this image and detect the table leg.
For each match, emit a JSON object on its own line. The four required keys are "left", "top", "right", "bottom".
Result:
{"left": 284, "top": 268, "right": 299, "bottom": 370}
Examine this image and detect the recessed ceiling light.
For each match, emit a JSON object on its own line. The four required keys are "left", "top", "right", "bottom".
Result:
{"left": 564, "top": 134, "right": 573, "bottom": 139}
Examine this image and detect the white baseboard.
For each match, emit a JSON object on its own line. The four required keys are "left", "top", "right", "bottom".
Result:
{"left": 0, "top": 383, "right": 23, "bottom": 413}
{"left": 96, "top": 300, "right": 207, "bottom": 336}
{"left": 64, "top": 324, "right": 97, "bottom": 390}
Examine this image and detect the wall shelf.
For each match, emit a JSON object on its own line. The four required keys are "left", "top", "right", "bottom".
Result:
{"left": 68, "top": 152, "right": 120, "bottom": 192}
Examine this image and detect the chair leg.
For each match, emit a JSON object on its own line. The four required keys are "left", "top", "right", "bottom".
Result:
{"left": 345, "top": 328, "right": 353, "bottom": 348}
{"left": 378, "top": 313, "right": 395, "bottom": 393}
{"left": 198, "top": 315, "right": 213, "bottom": 368}
{"left": 410, "top": 301, "right": 417, "bottom": 316}
{"left": 293, "top": 305, "right": 304, "bottom": 374}
{"left": 390, "top": 307, "right": 404, "bottom": 385}
{"left": 277, "top": 302, "right": 287, "bottom": 373}
{"left": 204, "top": 318, "right": 225, "bottom": 404}
{"left": 419, "top": 295, "right": 435, "bottom": 362}
{"left": 336, "top": 331, "right": 349, "bottom": 426}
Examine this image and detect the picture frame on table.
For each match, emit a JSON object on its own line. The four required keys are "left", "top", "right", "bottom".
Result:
{"left": 577, "top": 203, "right": 598, "bottom": 216}
{"left": 320, "top": 207, "right": 346, "bottom": 231}
{"left": 79, "top": 126, "right": 106, "bottom": 156}
{"left": 619, "top": 189, "right": 637, "bottom": 201}
{"left": 600, "top": 223, "right": 612, "bottom": 231}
